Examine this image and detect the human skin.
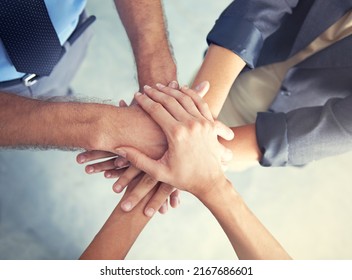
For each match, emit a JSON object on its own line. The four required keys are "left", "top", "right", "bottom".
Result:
{"left": 114, "top": 0, "right": 177, "bottom": 90}
{"left": 79, "top": 173, "right": 157, "bottom": 260}
{"left": 78, "top": 82, "right": 234, "bottom": 215}
{"left": 79, "top": 45, "right": 260, "bottom": 212}
{"left": 79, "top": 85, "right": 234, "bottom": 259}
{"left": 115, "top": 85, "right": 290, "bottom": 260}
{"left": 0, "top": 0, "right": 183, "bottom": 211}
{"left": 0, "top": 91, "right": 167, "bottom": 157}
{"left": 192, "top": 44, "right": 262, "bottom": 169}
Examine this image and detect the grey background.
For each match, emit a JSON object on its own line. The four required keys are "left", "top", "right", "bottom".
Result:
{"left": 1, "top": 0, "right": 352, "bottom": 259}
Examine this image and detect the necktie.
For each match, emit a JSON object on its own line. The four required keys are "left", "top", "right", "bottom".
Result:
{"left": 0, "top": 0, "right": 64, "bottom": 76}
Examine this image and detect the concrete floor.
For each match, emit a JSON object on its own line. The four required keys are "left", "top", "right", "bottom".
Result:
{"left": 1, "top": 0, "right": 352, "bottom": 259}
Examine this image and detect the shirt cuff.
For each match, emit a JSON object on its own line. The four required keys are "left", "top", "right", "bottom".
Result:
{"left": 207, "top": 17, "right": 263, "bottom": 68}
{"left": 256, "top": 112, "right": 289, "bottom": 167}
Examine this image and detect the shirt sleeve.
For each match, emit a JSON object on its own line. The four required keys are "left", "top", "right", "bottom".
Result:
{"left": 256, "top": 95, "right": 352, "bottom": 166}
{"left": 207, "top": 0, "right": 299, "bottom": 67}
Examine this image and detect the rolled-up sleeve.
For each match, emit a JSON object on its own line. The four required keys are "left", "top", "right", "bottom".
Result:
{"left": 207, "top": 0, "right": 299, "bottom": 67}
{"left": 256, "top": 95, "right": 352, "bottom": 166}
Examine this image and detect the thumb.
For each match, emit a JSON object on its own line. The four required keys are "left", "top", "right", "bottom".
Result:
{"left": 115, "top": 147, "right": 161, "bottom": 178}
{"left": 193, "top": 81, "right": 210, "bottom": 98}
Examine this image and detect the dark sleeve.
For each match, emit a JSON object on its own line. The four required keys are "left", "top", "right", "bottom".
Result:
{"left": 207, "top": 0, "right": 299, "bottom": 67}
{"left": 256, "top": 95, "right": 352, "bottom": 166}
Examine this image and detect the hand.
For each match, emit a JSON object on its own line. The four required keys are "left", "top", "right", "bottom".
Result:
{"left": 118, "top": 171, "right": 180, "bottom": 217}
{"left": 76, "top": 89, "right": 181, "bottom": 214}
{"left": 77, "top": 81, "right": 181, "bottom": 181}
{"left": 113, "top": 82, "right": 233, "bottom": 214}
{"left": 116, "top": 82, "right": 233, "bottom": 197}
{"left": 76, "top": 151, "right": 180, "bottom": 215}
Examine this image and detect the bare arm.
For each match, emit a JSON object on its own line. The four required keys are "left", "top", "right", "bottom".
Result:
{"left": 192, "top": 44, "right": 262, "bottom": 168}
{"left": 192, "top": 44, "right": 245, "bottom": 118}
{"left": 0, "top": 91, "right": 166, "bottom": 157}
{"left": 118, "top": 85, "right": 290, "bottom": 259}
{"left": 114, "top": 0, "right": 176, "bottom": 89}
{"left": 80, "top": 175, "right": 163, "bottom": 260}
{"left": 199, "top": 179, "right": 290, "bottom": 260}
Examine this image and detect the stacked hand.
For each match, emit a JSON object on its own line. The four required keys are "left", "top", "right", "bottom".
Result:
{"left": 77, "top": 81, "right": 234, "bottom": 216}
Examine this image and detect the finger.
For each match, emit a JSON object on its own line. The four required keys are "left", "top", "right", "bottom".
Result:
{"left": 168, "top": 80, "right": 179, "bottom": 89}
{"left": 120, "top": 173, "right": 159, "bottom": 212}
{"left": 114, "top": 157, "right": 129, "bottom": 168}
{"left": 193, "top": 80, "right": 210, "bottom": 98}
{"left": 170, "top": 189, "right": 181, "bottom": 208}
{"left": 85, "top": 158, "right": 117, "bottom": 174}
{"left": 104, "top": 168, "right": 127, "bottom": 179}
{"left": 155, "top": 83, "right": 204, "bottom": 119}
{"left": 221, "top": 146, "right": 233, "bottom": 164}
{"left": 180, "top": 84, "right": 213, "bottom": 121}
{"left": 214, "top": 120, "right": 235, "bottom": 141}
{"left": 142, "top": 86, "right": 191, "bottom": 122}
{"left": 113, "top": 165, "right": 142, "bottom": 193}
{"left": 158, "top": 200, "right": 168, "bottom": 214}
{"left": 134, "top": 92, "right": 178, "bottom": 136}
{"left": 76, "top": 150, "right": 116, "bottom": 164}
{"left": 144, "top": 183, "right": 175, "bottom": 217}
{"left": 129, "top": 98, "right": 138, "bottom": 106}
{"left": 115, "top": 147, "right": 164, "bottom": 182}
{"left": 221, "top": 162, "right": 229, "bottom": 172}
{"left": 119, "top": 99, "right": 128, "bottom": 107}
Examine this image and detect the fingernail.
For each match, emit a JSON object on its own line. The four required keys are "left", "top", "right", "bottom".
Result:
{"left": 195, "top": 81, "right": 206, "bottom": 91}
{"left": 143, "top": 85, "right": 151, "bottom": 90}
{"left": 77, "top": 155, "right": 86, "bottom": 164}
{"left": 160, "top": 204, "right": 168, "bottom": 214}
{"left": 105, "top": 172, "right": 111, "bottom": 178}
{"left": 171, "top": 197, "right": 179, "bottom": 207}
{"left": 115, "top": 149, "right": 126, "bottom": 158}
{"left": 114, "top": 184, "right": 122, "bottom": 193}
{"left": 156, "top": 83, "right": 165, "bottom": 88}
{"left": 195, "top": 84, "right": 202, "bottom": 91}
{"left": 169, "top": 81, "right": 178, "bottom": 89}
{"left": 115, "top": 159, "right": 124, "bottom": 168}
{"left": 135, "top": 92, "right": 142, "bottom": 97}
{"left": 121, "top": 201, "right": 132, "bottom": 211}
{"left": 86, "top": 166, "right": 94, "bottom": 174}
{"left": 145, "top": 208, "right": 155, "bottom": 217}
{"left": 181, "top": 85, "right": 189, "bottom": 90}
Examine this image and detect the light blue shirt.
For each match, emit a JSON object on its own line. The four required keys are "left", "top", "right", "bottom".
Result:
{"left": 0, "top": 0, "right": 87, "bottom": 82}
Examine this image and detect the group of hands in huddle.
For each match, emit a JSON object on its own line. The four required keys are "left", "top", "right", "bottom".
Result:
{"left": 75, "top": 81, "right": 290, "bottom": 260}
{"left": 77, "top": 81, "right": 234, "bottom": 217}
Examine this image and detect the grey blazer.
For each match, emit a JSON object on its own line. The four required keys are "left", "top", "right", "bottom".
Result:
{"left": 207, "top": 0, "right": 352, "bottom": 166}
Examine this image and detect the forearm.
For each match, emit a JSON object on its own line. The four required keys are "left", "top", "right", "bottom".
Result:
{"left": 191, "top": 45, "right": 261, "bottom": 167}
{"left": 114, "top": 0, "right": 176, "bottom": 88}
{"left": 219, "top": 124, "right": 262, "bottom": 170}
{"left": 0, "top": 92, "right": 100, "bottom": 149}
{"left": 80, "top": 187, "right": 158, "bottom": 260}
{"left": 192, "top": 44, "right": 246, "bottom": 118}
{"left": 0, "top": 92, "right": 165, "bottom": 156}
{"left": 198, "top": 179, "right": 291, "bottom": 260}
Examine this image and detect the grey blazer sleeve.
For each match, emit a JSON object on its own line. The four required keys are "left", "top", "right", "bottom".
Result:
{"left": 207, "top": 0, "right": 299, "bottom": 67}
{"left": 256, "top": 95, "right": 352, "bottom": 166}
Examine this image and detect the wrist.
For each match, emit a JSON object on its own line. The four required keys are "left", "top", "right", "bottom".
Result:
{"left": 136, "top": 49, "right": 177, "bottom": 89}
{"left": 194, "top": 176, "right": 234, "bottom": 206}
{"left": 94, "top": 105, "right": 167, "bottom": 158}
{"left": 219, "top": 124, "right": 262, "bottom": 171}
{"left": 198, "top": 178, "right": 245, "bottom": 223}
